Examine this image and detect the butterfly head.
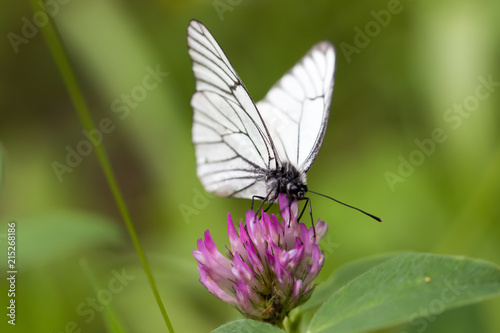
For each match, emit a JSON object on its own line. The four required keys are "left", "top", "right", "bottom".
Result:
{"left": 287, "top": 182, "right": 308, "bottom": 201}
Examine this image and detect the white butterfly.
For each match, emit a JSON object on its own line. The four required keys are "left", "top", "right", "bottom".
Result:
{"left": 187, "top": 20, "right": 382, "bottom": 222}
{"left": 187, "top": 19, "right": 335, "bottom": 211}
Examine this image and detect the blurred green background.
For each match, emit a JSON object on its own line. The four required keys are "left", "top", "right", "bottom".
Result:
{"left": 1, "top": 0, "right": 499, "bottom": 332}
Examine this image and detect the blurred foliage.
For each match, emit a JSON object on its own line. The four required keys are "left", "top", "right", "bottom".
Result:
{"left": 1, "top": 0, "right": 499, "bottom": 332}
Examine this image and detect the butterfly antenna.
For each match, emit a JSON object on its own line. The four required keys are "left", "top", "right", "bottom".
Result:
{"left": 308, "top": 190, "right": 382, "bottom": 222}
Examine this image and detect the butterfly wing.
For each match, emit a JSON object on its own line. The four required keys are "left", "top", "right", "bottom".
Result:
{"left": 187, "top": 20, "right": 277, "bottom": 199}
{"left": 256, "top": 42, "right": 336, "bottom": 172}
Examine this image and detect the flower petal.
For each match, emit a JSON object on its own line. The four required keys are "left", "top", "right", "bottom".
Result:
{"left": 228, "top": 214, "right": 246, "bottom": 258}
{"left": 199, "top": 266, "right": 238, "bottom": 306}
{"left": 246, "top": 241, "right": 265, "bottom": 277}
{"left": 234, "top": 280, "right": 261, "bottom": 316}
{"left": 203, "top": 230, "right": 232, "bottom": 269}
{"left": 246, "top": 210, "right": 267, "bottom": 260}
{"left": 304, "top": 244, "right": 324, "bottom": 286}
{"left": 232, "top": 253, "right": 256, "bottom": 285}
{"left": 290, "top": 279, "right": 303, "bottom": 304}
{"left": 314, "top": 220, "right": 328, "bottom": 243}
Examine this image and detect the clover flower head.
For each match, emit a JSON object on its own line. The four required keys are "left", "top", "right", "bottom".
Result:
{"left": 193, "top": 194, "right": 328, "bottom": 325}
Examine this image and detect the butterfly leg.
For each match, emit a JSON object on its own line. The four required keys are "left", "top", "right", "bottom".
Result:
{"left": 298, "top": 200, "right": 309, "bottom": 221}
{"left": 297, "top": 197, "right": 316, "bottom": 237}
{"left": 308, "top": 198, "right": 316, "bottom": 238}
{"left": 251, "top": 195, "right": 271, "bottom": 223}
{"left": 251, "top": 195, "right": 266, "bottom": 210}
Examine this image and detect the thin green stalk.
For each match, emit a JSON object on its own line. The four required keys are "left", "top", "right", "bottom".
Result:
{"left": 28, "top": 2, "right": 174, "bottom": 332}
{"left": 284, "top": 310, "right": 302, "bottom": 333}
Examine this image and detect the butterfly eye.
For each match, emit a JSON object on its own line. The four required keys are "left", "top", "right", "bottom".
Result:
{"left": 287, "top": 183, "right": 305, "bottom": 199}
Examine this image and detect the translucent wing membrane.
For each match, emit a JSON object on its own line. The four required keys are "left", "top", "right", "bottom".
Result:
{"left": 257, "top": 42, "right": 335, "bottom": 172}
{"left": 188, "top": 20, "right": 276, "bottom": 199}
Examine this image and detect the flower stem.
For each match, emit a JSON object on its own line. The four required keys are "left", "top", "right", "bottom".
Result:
{"left": 284, "top": 310, "right": 302, "bottom": 333}
{"left": 27, "top": 1, "right": 175, "bottom": 332}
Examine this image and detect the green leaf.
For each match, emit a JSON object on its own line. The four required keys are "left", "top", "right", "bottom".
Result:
{"left": 212, "top": 319, "right": 286, "bottom": 333}
{"left": 14, "top": 210, "right": 124, "bottom": 267}
{"left": 301, "top": 252, "right": 404, "bottom": 312}
{"left": 308, "top": 253, "right": 500, "bottom": 333}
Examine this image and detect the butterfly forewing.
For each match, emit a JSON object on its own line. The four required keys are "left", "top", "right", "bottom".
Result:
{"left": 188, "top": 20, "right": 276, "bottom": 199}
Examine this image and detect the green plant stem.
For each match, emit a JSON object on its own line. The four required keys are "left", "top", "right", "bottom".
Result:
{"left": 283, "top": 310, "right": 301, "bottom": 333}
{"left": 28, "top": 2, "right": 175, "bottom": 332}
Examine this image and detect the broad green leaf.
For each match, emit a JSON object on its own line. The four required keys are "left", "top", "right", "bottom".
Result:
{"left": 308, "top": 253, "right": 500, "bottom": 333}
{"left": 212, "top": 319, "right": 286, "bottom": 333}
{"left": 13, "top": 210, "right": 124, "bottom": 267}
{"left": 301, "top": 252, "right": 404, "bottom": 312}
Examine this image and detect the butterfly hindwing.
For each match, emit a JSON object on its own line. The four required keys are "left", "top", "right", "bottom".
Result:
{"left": 256, "top": 42, "right": 335, "bottom": 172}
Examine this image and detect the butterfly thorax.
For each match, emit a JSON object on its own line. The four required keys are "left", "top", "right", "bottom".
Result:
{"left": 266, "top": 162, "right": 307, "bottom": 201}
